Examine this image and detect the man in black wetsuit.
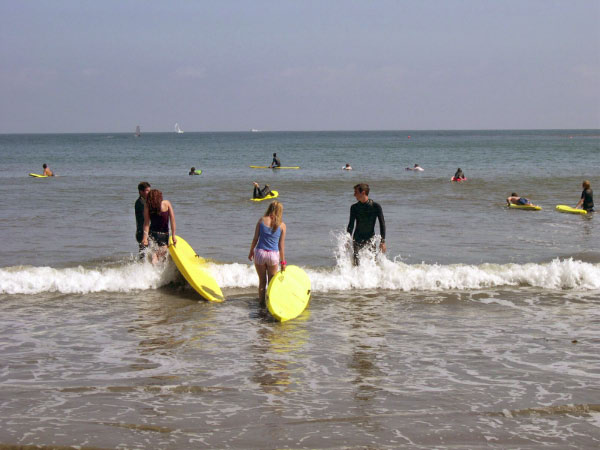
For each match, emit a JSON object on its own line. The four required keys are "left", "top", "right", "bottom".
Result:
{"left": 347, "top": 183, "right": 386, "bottom": 265}
{"left": 135, "top": 181, "right": 151, "bottom": 256}
{"left": 253, "top": 182, "right": 272, "bottom": 199}
{"left": 269, "top": 153, "right": 281, "bottom": 168}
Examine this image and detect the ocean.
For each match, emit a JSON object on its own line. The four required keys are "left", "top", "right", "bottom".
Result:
{"left": 1, "top": 130, "right": 599, "bottom": 448}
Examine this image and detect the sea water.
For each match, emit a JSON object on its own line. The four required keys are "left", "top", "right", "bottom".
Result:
{"left": 0, "top": 130, "right": 599, "bottom": 448}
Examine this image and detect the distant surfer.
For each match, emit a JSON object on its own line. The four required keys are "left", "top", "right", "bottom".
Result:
{"left": 253, "top": 182, "right": 273, "bottom": 199}
{"left": 347, "top": 183, "right": 386, "bottom": 265}
{"left": 406, "top": 164, "right": 424, "bottom": 171}
{"left": 575, "top": 180, "right": 594, "bottom": 212}
{"left": 248, "top": 201, "right": 287, "bottom": 305}
{"left": 506, "top": 193, "right": 538, "bottom": 208}
{"left": 142, "top": 189, "right": 177, "bottom": 264}
{"left": 135, "top": 181, "right": 151, "bottom": 256}
{"left": 452, "top": 168, "right": 466, "bottom": 181}
{"left": 42, "top": 163, "right": 54, "bottom": 177}
{"left": 189, "top": 167, "right": 200, "bottom": 175}
{"left": 269, "top": 153, "right": 281, "bottom": 168}
{"left": 343, "top": 163, "right": 352, "bottom": 170}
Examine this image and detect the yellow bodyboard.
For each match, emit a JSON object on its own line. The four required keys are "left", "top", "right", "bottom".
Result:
{"left": 556, "top": 205, "right": 587, "bottom": 215}
{"left": 509, "top": 204, "right": 542, "bottom": 211}
{"left": 266, "top": 265, "right": 311, "bottom": 322}
{"left": 250, "top": 190, "right": 279, "bottom": 202}
{"left": 168, "top": 235, "right": 225, "bottom": 302}
{"left": 29, "top": 173, "right": 48, "bottom": 178}
{"left": 249, "top": 166, "right": 300, "bottom": 169}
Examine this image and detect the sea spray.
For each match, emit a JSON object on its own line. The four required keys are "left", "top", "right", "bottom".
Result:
{"left": 0, "top": 258, "right": 177, "bottom": 295}
{"left": 2, "top": 243, "right": 600, "bottom": 295}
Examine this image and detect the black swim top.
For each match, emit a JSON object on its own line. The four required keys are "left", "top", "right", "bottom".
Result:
{"left": 347, "top": 199, "right": 386, "bottom": 243}
{"left": 149, "top": 210, "right": 169, "bottom": 233}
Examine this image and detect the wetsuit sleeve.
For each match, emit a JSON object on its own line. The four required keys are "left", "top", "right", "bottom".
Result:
{"left": 347, "top": 205, "right": 356, "bottom": 235}
{"left": 377, "top": 203, "right": 386, "bottom": 241}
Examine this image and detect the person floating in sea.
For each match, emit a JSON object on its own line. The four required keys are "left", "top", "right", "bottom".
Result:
{"left": 406, "top": 164, "right": 424, "bottom": 171}
{"left": 135, "top": 181, "right": 151, "bottom": 257}
{"left": 142, "top": 189, "right": 177, "bottom": 264}
{"left": 42, "top": 163, "right": 54, "bottom": 177}
{"left": 248, "top": 201, "right": 286, "bottom": 305}
{"left": 452, "top": 168, "right": 466, "bottom": 181}
{"left": 506, "top": 193, "right": 538, "bottom": 208}
{"left": 342, "top": 163, "right": 353, "bottom": 171}
{"left": 253, "top": 182, "right": 273, "bottom": 199}
{"left": 189, "top": 167, "right": 200, "bottom": 175}
{"left": 347, "top": 183, "right": 386, "bottom": 265}
{"left": 269, "top": 153, "right": 281, "bottom": 168}
{"left": 575, "top": 180, "right": 594, "bottom": 212}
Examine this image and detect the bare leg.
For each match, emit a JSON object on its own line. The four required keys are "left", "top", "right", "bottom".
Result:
{"left": 255, "top": 262, "right": 268, "bottom": 305}
{"left": 266, "top": 263, "right": 279, "bottom": 285}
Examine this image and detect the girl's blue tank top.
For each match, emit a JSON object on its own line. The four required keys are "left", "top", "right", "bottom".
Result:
{"left": 256, "top": 221, "right": 282, "bottom": 251}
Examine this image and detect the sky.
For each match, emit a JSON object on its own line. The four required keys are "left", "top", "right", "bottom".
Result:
{"left": 1, "top": 0, "right": 599, "bottom": 132}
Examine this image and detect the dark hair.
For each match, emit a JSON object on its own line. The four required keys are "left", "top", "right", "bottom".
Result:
{"left": 354, "top": 183, "right": 370, "bottom": 196}
{"left": 43, "top": 164, "right": 47, "bottom": 169}
{"left": 138, "top": 181, "right": 151, "bottom": 192}
{"left": 273, "top": 153, "right": 277, "bottom": 156}
{"left": 511, "top": 192, "right": 518, "bottom": 197}
{"left": 146, "top": 189, "right": 163, "bottom": 213}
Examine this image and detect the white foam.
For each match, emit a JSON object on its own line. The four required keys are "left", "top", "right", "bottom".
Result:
{"left": 2, "top": 234, "right": 600, "bottom": 295}
{"left": 0, "top": 259, "right": 177, "bottom": 295}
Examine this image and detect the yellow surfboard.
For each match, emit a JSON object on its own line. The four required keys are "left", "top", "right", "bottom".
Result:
{"left": 266, "top": 265, "right": 311, "bottom": 322}
{"left": 556, "top": 205, "right": 587, "bottom": 215}
{"left": 509, "top": 204, "right": 542, "bottom": 211}
{"left": 250, "top": 190, "right": 279, "bottom": 202}
{"left": 29, "top": 173, "right": 48, "bottom": 178}
{"left": 250, "top": 166, "right": 300, "bottom": 169}
{"left": 168, "top": 235, "right": 225, "bottom": 302}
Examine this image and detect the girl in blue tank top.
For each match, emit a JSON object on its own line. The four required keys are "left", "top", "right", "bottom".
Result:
{"left": 248, "top": 201, "right": 287, "bottom": 305}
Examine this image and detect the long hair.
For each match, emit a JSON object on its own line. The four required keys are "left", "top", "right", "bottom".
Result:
{"left": 583, "top": 180, "right": 591, "bottom": 190}
{"left": 147, "top": 189, "right": 163, "bottom": 214}
{"left": 264, "top": 201, "right": 283, "bottom": 231}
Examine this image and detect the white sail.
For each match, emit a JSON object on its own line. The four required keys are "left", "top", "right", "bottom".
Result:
{"left": 174, "top": 123, "right": 184, "bottom": 134}
{"left": 135, "top": 125, "right": 141, "bottom": 137}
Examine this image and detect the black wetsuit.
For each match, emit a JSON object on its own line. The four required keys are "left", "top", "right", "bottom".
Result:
{"left": 581, "top": 188, "right": 594, "bottom": 212}
{"left": 253, "top": 185, "right": 272, "bottom": 199}
{"left": 454, "top": 170, "right": 464, "bottom": 179}
{"left": 347, "top": 199, "right": 386, "bottom": 263}
{"left": 271, "top": 156, "right": 281, "bottom": 167}
{"left": 134, "top": 197, "right": 147, "bottom": 256}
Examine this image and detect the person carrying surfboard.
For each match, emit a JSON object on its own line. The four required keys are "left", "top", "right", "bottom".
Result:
{"left": 269, "top": 153, "right": 281, "bottom": 168}
{"left": 575, "top": 180, "right": 594, "bottom": 212}
{"left": 252, "top": 182, "right": 273, "bottom": 199}
{"left": 347, "top": 183, "right": 386, "bottom": 265}
{"left": 42, "top": 163, "right": 54, "bottom": 177}
{"left": 142, "top": 189, "right": 177, "bottom": 264}
{"left": 248, "top": 200, "right": 286, "bottom": 305}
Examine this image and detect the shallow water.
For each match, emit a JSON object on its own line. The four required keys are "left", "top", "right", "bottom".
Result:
{"left": 1, "top": 130, "right": 599, "bottom": 448}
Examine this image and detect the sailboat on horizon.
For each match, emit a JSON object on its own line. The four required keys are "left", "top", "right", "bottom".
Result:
{"left": 135, "top": 125, "right": 141, "bottom": 137}
{"left": 174, "top": 123, "right": 184, "bottom": 134}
